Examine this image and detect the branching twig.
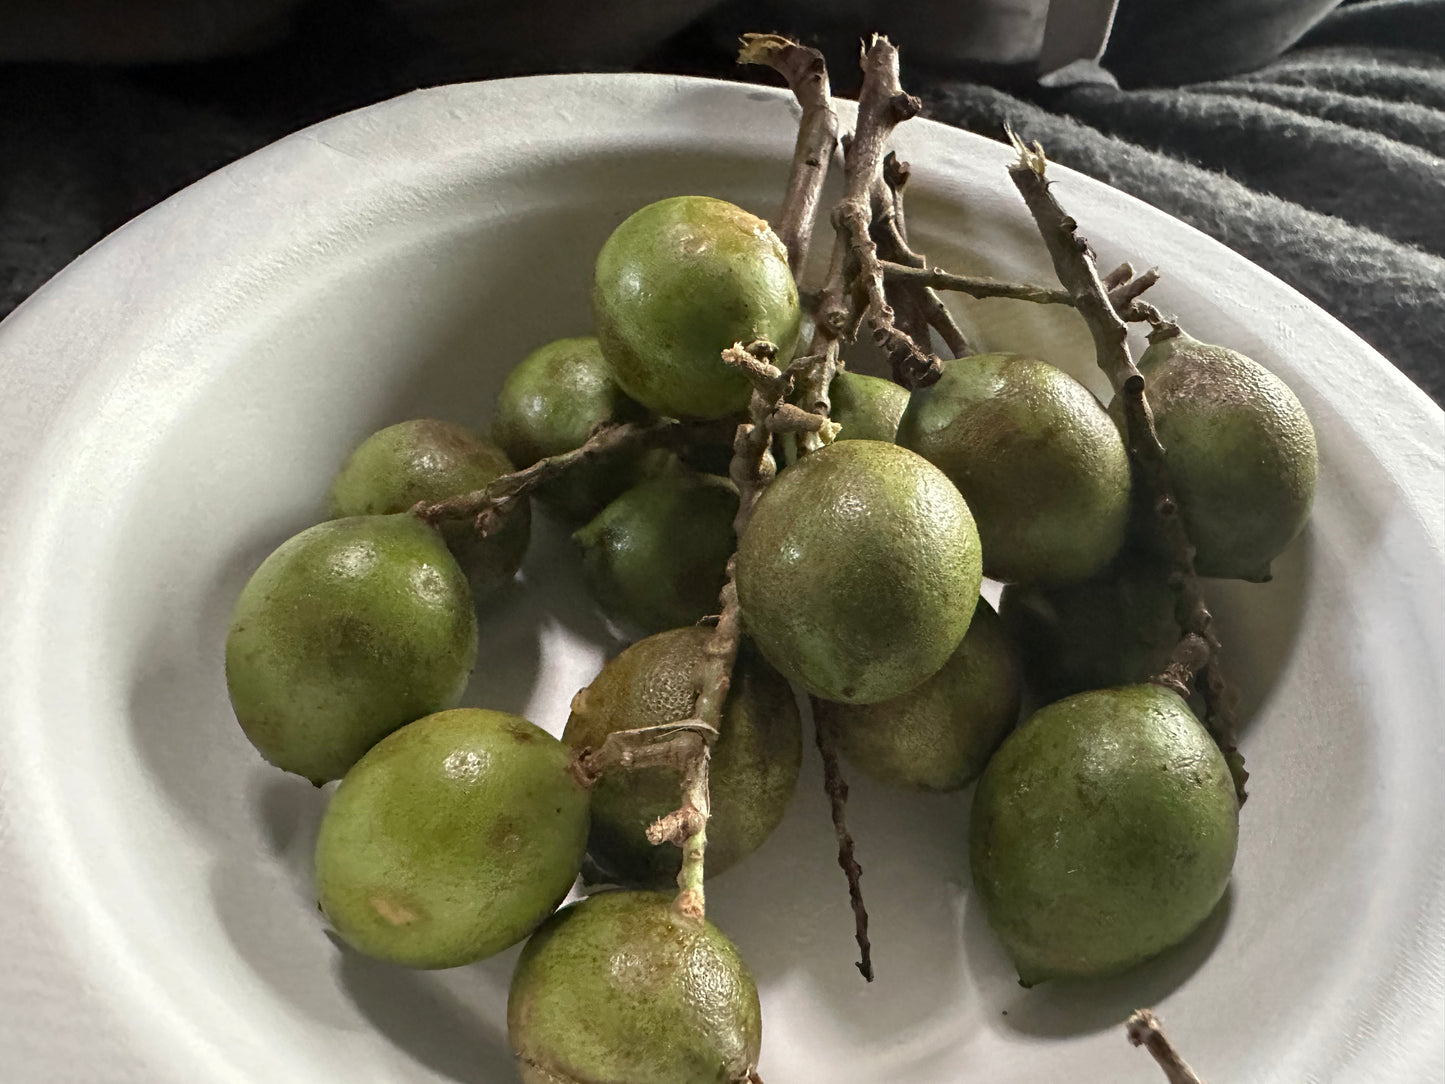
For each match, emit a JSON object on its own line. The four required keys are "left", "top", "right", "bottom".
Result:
{"left": 815, "top": 714, "right": 873, "bottom": 981}
{"left": 1126, "top": 1010, "right": 1207, "bottom": 1084}
{"left": 1007, "top": 131, "right": 1244, "bottom": 802}
{"left": 412, "top": 417, "right": 729, "bottom": 532}
{"left": 872, "top": 154, "right": 971, "bottom": 358}
{"left": 739, "top": 34, "right": 838, "bottom": 277}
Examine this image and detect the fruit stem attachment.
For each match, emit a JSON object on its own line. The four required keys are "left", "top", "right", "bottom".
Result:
{"left": 1007, "top": 130, "right": 1245, "bottom": 803}
{"left": 411, "top": 417, "right": 733, "bottom": 532}
{"left": 738, "top": 34, "right": 838, "bottom": 278}
{"left": 1126, "top": 1010, "right": 1208, "bottom": 1084}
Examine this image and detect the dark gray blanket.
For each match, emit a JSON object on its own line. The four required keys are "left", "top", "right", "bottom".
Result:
{"left": 3, "top": 0, "right": 1442, "bottom": 403}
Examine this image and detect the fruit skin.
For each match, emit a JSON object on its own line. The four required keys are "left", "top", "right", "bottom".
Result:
{"left": 315, "top": 708, "right": 589, "bottom": 969}
{"left": 820, "top": 598, "right": 1020, "bottom": 792}
{"left": 1119, "top": 330, "right": 1317, "bottom": 581}
{"left": 225, "top": 514, "right": 478, "bottom": 784}
{"left": 508, "top": 890, "right": 762, "bottom": 1084}
{"left": 564, "top": 628, "right": 801, "bottom": 886}
{"left": 897, "top": 353, "right": 1131, "bottom": 586}
{"left": 970, "top": 684, "right": 1239, "bottom": 986}
{"left": 736, "top": 439, "right": 982, "bottom": 704}
{"left": 783, "top": 370, "right": 910, "bottom": 464}
{"left": 326, "top": 418, "right": 530, "bottom": 598}
{"left": 593, "top": 195, "right": 801, "bottom": 419}
{"left": 574, "top": 468, "right": 739, "bottom": 635}
{"left": 491, "top": 336, "right": 652, "bottom": 523}
{"left": 999, "top": 553, "right": 1179, "bottom": 706}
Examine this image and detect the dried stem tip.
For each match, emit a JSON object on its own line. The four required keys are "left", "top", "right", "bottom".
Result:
{"left": 1126, "top": 1010, "right": 1207, "bottom": 1084}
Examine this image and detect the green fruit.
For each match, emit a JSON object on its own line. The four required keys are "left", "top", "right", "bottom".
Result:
{"left": 491, "top": 336, "right": 652, "bottom": 522}
{"left": 1119, "top": 330, "right": 1317, "bottom": 581}
{"left": 327, "top": 419, "right": 530, "bottom": 598}
{"left": 575, "top": 469, "right": 738, "bottom": 634}
{"left": 593, "top": 195, "right": 801, "bottom": 419}
{"left": 736, "top": 439, "right": 981, "bottom": 704}
{"left": 970, "top": 684, "right": 1239, "bottom": 985}
{"left": 509, "top": 891, "right": 762, "bottom": 1084}
{"left": 897, "top": 353, "right": 1131, "bottom": 586}
{"left": 225, "top": 515, "right": 477, "bottom": 784}
{"left": 999, "top": 553, "right": 1180, "bottom": 705}
{"left": 315, "top": 708, "right": 589, "bottom": 969}
{"left": 564, "top": 628, "right": 801, "bottom": 887}
{"left": 820, "top": 598, "right": 1020, "bottom": 792}
{"left": 783, "top": 370, "right": 910, "bottom": 464}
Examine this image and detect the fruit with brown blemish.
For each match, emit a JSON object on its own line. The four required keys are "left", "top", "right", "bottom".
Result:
{"left": 314, "top": 708, "right": 589, "bottom": 969}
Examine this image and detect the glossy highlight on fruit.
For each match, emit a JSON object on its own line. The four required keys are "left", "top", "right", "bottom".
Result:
{"left": 492, "top": 336, "right": 652, "bottom": 522}
{"left": 593, "top": 195, "right": 801, "bottom": 419}
{"left": 565, "top": 628, "right": 801, "bottom": 886}
{"left": 574, "top": 468, "right": 739, "bottom": 634}
{"left": 736, "top": 439, "right": 982, "bottom": 704}
{"left": 897, "top": 353, "right": 1131, "bottom": 586}
{"left": 225, "top": 514, "right": 477, "bottom": 784}
{"left": 327, "top": 418, "right": 530, "bottom": 598}
{"left": 509, "top": 891, "right": 762, "bottom": 1084}
{"left": 315, "top": 708, "right": 589, "bottom": 969}
{"left": 970, "top": 684, "right": 1239, "bottom": 985}
{"left": 1121, "top": 329, "right": 1317, "bottom": 581}
{"left": 820, "top": 598, "right": 1020, "bottom": 792}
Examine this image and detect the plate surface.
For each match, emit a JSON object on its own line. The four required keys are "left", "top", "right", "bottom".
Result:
{"left": 0, "top": 74, "right": 1441, "bottom": 1083}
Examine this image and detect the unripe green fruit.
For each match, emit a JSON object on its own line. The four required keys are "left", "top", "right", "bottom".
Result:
{"left": 897, "top": 353, "right": 1131, "bottom": 586}
{"left": 225, "top": 515, "right": 477, "bottom": 784}
{"left": 574, "top": 469, "right": 738, "bottom": 635}
{"left": 315, "top": 708, "right": 589, "bottom": 969}
{"left": 327, "top": 419, "right": 530, "bottom": 598}
{"left": 999, "top": 554, "right": 1179, "bottom": 705}
{"left": 970, "top": 684, "right": 1239, "bottom": 986}
{"left": 491, "top": 336, "right": 652, "bottom": 523}
{"left": 564, "top": 628, "right": 801, "bottom": 887}
{"left": 593, "top": 196, "right": 801, "bottom": 419}
{"left": 736, "top": 439, "right": 982, "bottom": 704}
{"left": 508, "top": 891, "right": 762, "bottom": 1084}
{"left": 820, "top": 598, "right": 1020, "bottom": 792}
{"left": 783, "top": 370, "right": 910, "bottom": 464}
{"left": 1119, "top": 330, "right": 1317, "bottom": 581}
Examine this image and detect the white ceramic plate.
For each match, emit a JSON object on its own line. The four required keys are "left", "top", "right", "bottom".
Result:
{"left": 0, "top": 74, "right": 1441, "bottom": 1083}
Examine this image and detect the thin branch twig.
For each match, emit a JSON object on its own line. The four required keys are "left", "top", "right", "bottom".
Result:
{"left": 1126, "top": 1010, "right": 1207, "bottom": 1084}
{"left": 815, "top": 714, "right": 873, "bottom": 981}
{"left": 739, "top": 34, "right": 838, "bottom": 277}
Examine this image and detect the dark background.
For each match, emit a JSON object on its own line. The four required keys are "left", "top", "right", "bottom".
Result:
{"left": 2, "top": 0, "right": 1442, "bottom": 403}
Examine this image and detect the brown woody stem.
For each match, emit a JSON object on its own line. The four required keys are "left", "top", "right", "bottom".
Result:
{"left": 814, "top": 712, "right": 873, "bottom": 981}
{"left": 739, "top": 34, "right": 838, "bottom": 277}
{"left": 1126, "top": 1010, "right": 1208, "bottom": 1084}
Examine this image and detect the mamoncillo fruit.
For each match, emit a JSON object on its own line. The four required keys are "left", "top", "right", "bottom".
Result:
{"left": 565, "top": 628, "right": 801, "bottom": 887}
{"left": 491, "top": 336, "right": 652, "bottom": 523}
{"left": 736, "top": 439, "right": 981, "bottom": 704}
{"left": 509, "top": 891, "right": 762, "bottom": 1084}
{"left": 225, "top": 514, "right": 477, "bottom": 784}
{"left": 819, "top": 598, "right": 1021, "bottom": 792}
{"left": 574, "top": 467, "right": 739, "bottom": 634}
{"left": 970, "top": 683, "right": 1239, "bottom": 985}
{"left": 327, "top": 418, "right": 530, "bottom": 598}
{"left": 1116, "top": 328, "right": 1318, "bottom": 581}
{"left": 593, "top": 195, "right": 801, "bottom": 419}
{"left": 315, "top": 708, "right": 589, "bottom": 969}
{"left": 897, "top": 353, "right": 1131, "bottom": 586}
{"left": 999, "top": 552, "right": 1179, "bottom": 706}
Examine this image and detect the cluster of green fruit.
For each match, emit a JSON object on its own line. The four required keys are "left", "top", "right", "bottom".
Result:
{"left": 224, "top": 193, "right": 1317, "bottom": 1082}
